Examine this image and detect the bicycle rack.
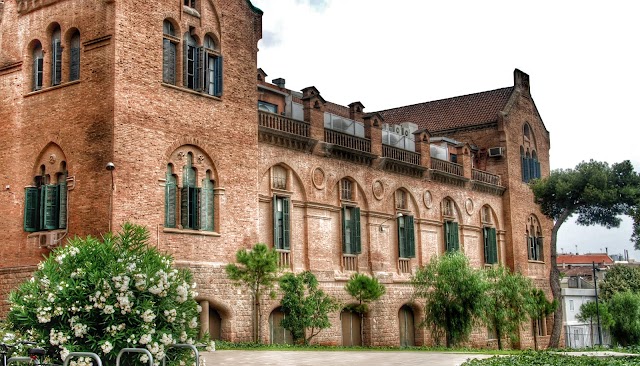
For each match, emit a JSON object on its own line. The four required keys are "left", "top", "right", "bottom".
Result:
{"left": 7, "top": 356, "right": 38, "bottom": 365}
{"left": 162, "top": 344, "right": 199, "bottom": 366}
{"left": 63, "top": 352, "right": 102, "bottom": 366}
{"left": 115, "top": 348, "right": 153, "bottom": 366}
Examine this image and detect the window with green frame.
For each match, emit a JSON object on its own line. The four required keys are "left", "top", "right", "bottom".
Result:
{"left": 444, "top": 220, "right": 459, "bottom": 252}
{"left": 483, "top": 227, "right": 498, "bottom": 264}
{"left": 273, "top": 195, "right": 290, "bottom": 250}
{"left": 24, "top": 167, "right": 67, "bottom": 232}
{"left": 342, "top": 206, "right": 361, "bottom": 254}
{"left": 527, "top": 216, "right": 543, "bottom": 261}
{"left": 164, "top": 155, "right": 215, "bottom": 231}
{"left": 398, "top": 215, "right": 415, "bottom": 258}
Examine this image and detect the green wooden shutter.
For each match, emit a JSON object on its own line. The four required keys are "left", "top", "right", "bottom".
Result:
{"left": 398, "top": 216, "right": 405, "bottom": 258}
{"left": 483, "top": 227, "right": 489, "bottom": 263}
{"left": 165, "top": 175, "right": 177, "bottom": 228}
{"left": 58, "top": 179, "right": 67, "bottom": 229}
{"left": 273, "top": 195, "right": 278, "bottom": 248}
{"left": 444, "top": 221, "right": 451, "bottom": 252}
{"left": 183, "top": 41, "right": 189, "bottom": 87}
{"left": 53, "top": 40, "right": 62, "bottom": 85}
{"left": 354, "top": 207, "right": 361, "bottom": 254}
{"left": 214, "top": 55, "right": 223, "bottom": 97}
{"left": 24, "top": 187, "right": 39, "bottom": 232}
{"left": 341, "top": 206, "right": 347, "bottom": 254}
{"left": 452, "top": 222, "right": 459, "bottom": 251}
{"left": 34, "top": 57, "right": 43, "bottom": 91}
{"left": 521, "top": 156, "right": 526, "bottom": 182}
{"left": 42, "top": 185, "right": 59, "bottom": 230}
{"left": 201, "top": 180, "right": 214, "bottom": 231}
{"left": 488, "top": 228, "right": 497, "bottom": 264}
{"left": 70, "top": 46, "right": 80, "bottom": 81}
{"left": 407, "top": 215, "right": 415, "bottom": 258}
{"left": 535, "top": 160, "right": 541, "bottom": 179}
{"left": 282, "top": 197, "right": 290, "bottom": 250}
{"left": 196, "top": 46, "right": 204, "bottom": 91}
{"left": 527, "top": 236, "right": 533, "bottom": 260}
{"left": 192, "top": 187, "right": 200, "bottom": 230}
{"left": 180, "top": 187, "right": 189, "bottom": 228}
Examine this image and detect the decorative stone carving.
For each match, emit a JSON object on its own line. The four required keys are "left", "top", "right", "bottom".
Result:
{"left": 177, "top": 151, "right": 185, "bottom": 160}
{"left": 465, "top": 198, "right": 474, "bottom": 216}
{"left": 372, "top": 180, "right": 384, "bottom": 200}
{"left": 312, "top": 167, "right": 325, "bottom": 190}
{"left": 197, "top": 154, "right": 205, "bottom": 164}
{"left": 423, "top": 190, "right": 433, "bottom": 209}
{"left": 49, "top": 154, "right": 57, "bottom": 164}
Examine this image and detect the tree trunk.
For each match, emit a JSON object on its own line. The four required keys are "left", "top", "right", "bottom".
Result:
{"left": 496, "top": 322, "right": 502, "bottom": 350}
{"left": 533, "top": 319, "right": 539, "bottom": 351}
{"left": 548, "top": 210, "right": 571, "bottom": 348}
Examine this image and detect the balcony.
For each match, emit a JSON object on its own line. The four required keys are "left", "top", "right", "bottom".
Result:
{"left": 380, "top": 144, "right": 426, "bottom": 178}
{"left": 258, "top": 111, "right": 316, "bottom": 152}
{"left": 471, "top": 169, "right": 506, "bottom": 195}
{"left": 323, "top": 129, "right": 376, "bottom": 165}
{"left": 430, "top": 158, "right": 468, "bottom": 187}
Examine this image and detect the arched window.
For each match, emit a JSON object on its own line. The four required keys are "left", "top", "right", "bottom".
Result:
{"left": 32, "top": 42, "right": 44, "bottom": 91}
{"left": 69, "top": 30, "right": 81, "bottom": 81}
{"left": 164, "top": 147, "right": 216, "bottom": 232}
{"left": 482, "top": 205, "right": 498, "bottom": 265}
{"left": 442, "top": 197, "right": 459, "bottom": 252}
{"left": 203, "top": 35, "right": 223, "bottom": 96}
{"left": 51, "top": 25, "right": 62, "bottom": 86}
{"left": 272, "top": 165, "right": 287, "bottom": 190}
{"left": 162, "top": 20, "right": 177, "bottom": 85}
{"left": 183, "top": 32, "right": 200, "bottom": 90}
{"left": 340, "top": 178, "right": 360, "bottom": 261}
{"left": 523, "top": 123, "right": 531, "bottom": 140}
{"left": 24, "top": 155, "right": 68, "bottom": 233}
{"left": 271, "top": 166, "right": 290, "bottom": 253}
{"left": 527, "top": 216, "right": 543, "bottom": 261}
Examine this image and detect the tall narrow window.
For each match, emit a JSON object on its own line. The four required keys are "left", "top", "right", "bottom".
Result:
{"left": 51, "top": 26, "right": 62, "bottom": 86}
{"left": 163, "top": 20, "right": 177, "bottom": 85}
{"left": 342, "top": 206, "right": 361, "bottom": 254}
{"left": 181, "top": 153, "right": 200, "bottom": 230}
{"left": 482, "top": 206, "right": 497, "bottom": 264}
{"left": 273, "top": 196, "right": 290, "bottom": 250}
{"left": 398, "top": 215, "right": 415, "bottom": 258}
{"left": 444, "top": 220, "right": 459, "bottom": 252}
{"left": 203, "top": 35, "right": 223, "bottom": 97}
{"left": 165, "top": 164, "right": 177, "bottom": 228}
{"left": 33, "top": 42, "right": 44, "bottom": 91}
{"left": 527, "top": 216, "right": 543, "bottom": 261}
{"left": 183, "top": 33, "right": 201, "bottom": 91}
{"left": 69, "top": 30, "right": 81, "bottom": 81}
{"left": 200, "top": 171, "right": 215, "bottom": 231}
{"left": 272, "top": 165, "right": 287, "bottom": 190}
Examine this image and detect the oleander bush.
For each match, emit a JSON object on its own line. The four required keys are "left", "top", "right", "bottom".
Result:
{"left": 462, "top": 352, "right": 640, "bottom": 366}
{"left": 7, "top": 223, "right": 208, "bottom": 366}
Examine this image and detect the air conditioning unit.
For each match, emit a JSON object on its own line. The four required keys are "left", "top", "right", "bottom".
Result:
{"left": 39, "top": 232, "right": 60, "bottom": 249}
{"left": 394, "top": 125, "right": 402, "bottom": 134}
{"left": 488, "top": 147, "right": 504, "bottom": 157}
{"left": 403, "top": 128, "right": 410, "bottom": 136}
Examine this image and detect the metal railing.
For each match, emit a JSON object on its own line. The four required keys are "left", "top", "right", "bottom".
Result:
{"left": 276, "top": 249, "right": 290, "bottom": 268}
{"left": 258, "top": 111, "right": 310, "bottom": 137}
{"left": 342, "top": 254, "right": 357, "bottom": 271}
{"left": 382, "top": 145, "right": 421, "bottom": 165}
{"left": 398, "top": 259, "right": 411, "bottom": 274}
{"left": 324, "top": 130, "right": 371, "bottom": 153}
{"left": 430, "top": 158, "right": 463, "bottom": 176}
{"left": 472, "top": 169, "right": 502, "bottom": 186}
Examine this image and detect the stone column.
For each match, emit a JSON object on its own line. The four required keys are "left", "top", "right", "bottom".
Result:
{"left": 200, "top": 300, "right": 210, "bottom": 339}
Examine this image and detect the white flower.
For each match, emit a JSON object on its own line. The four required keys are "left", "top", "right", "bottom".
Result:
{"left": 60, "top": 347, "right": 70, "bottom": 361}
{"left": 160, "top": 333, "right": 173, "bottom": 346}
{"left": 164, "top": 309, "right": 177, "bottom": 323}
{"left": 103, "top": 305, "right": 115, "bottom": 315}
{"left": 139, "top": 354, "right": 149, "bottom": 363}
{"left": 142, "top": 309, "right": 156, "bottom": 323}
{"left": 101, "top": 341, "right": 113, "bottom": 354}
{"left": 206, "top": 341, "right": 215, "bottom": 352}
{"left": 189, "top": 317, "right": 198, "bottom": 329}
{"left": 139, "top": 334, "right": 152, "bottom": 345}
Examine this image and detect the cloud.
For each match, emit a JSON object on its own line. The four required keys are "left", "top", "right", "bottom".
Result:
{"left": 260, "top": 30, "right": 282, "bottom": 48}
{"left": 295, "top": 0, "right": 329, "bottom": 12}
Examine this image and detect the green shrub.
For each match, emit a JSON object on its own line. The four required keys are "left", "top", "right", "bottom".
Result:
{"left": 462, "top": 351, "right": 640, "bottom": 365}
{"left": 7, "top": 223, "right": 209, "bottom": 365}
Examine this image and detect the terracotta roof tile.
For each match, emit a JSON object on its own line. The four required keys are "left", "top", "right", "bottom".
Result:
{"left": 558, "top": 254, "right": 614, "bottom": 265}
{"left": 376, "top": 87, "right": 514, "bottom": 133}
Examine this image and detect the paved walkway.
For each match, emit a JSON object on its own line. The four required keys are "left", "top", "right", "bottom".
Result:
{"left": 201, "top": 350, "right": 493, "bottom": 366}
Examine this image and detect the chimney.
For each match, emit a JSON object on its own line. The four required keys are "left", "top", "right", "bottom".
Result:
{"left": 514, "top": 68, "right": 530, "bottom": 96}
{"left": 272, "top": 78, "right": 285, "bottom": 89}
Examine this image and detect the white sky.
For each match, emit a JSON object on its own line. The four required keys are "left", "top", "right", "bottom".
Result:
{"left": 252, "top": 0, "right": 640, "bottom": 259}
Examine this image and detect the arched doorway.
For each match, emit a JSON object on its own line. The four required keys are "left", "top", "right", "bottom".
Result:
{"left": 269, "top": 307, "right": 293, "bottom": 344}
{"left": 399, "top": 305, "right": 415, "bottom": 347}
{"left": 208, "top": 308, "right": 222, "bottom": 340}
{"left": 341, "top": 309, "right": 362, "bottom": 346}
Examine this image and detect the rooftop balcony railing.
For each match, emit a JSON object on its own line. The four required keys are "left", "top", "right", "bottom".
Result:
{"left": 430, "top": 158, "right": 463, "bottom": 177}
{"left": 324, "top": 129, "right": 371, "bottom": 153}
{"left": 472, "top": 169, "right": 502, "bottom": 186}
{"left": 382, "top": 144, "right": 421, "bottom": 166}
{"left": 258, "top": 110, "right": 309, "bottom": 137}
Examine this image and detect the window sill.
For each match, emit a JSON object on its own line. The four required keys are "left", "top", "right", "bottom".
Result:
{"left": 528, "top": 260, "right": 545, "bottom": 264}
{"left": 163, "top": 228, "right": 220, "bottom": 237}
{"left": 183, "top": 5, "right": 201, "bottom": 17}
{"left": 25, "top": 79, "right": 81, "bottom": 97}
{"left": 161, "top": 82, "right": 222, "bottom": 101}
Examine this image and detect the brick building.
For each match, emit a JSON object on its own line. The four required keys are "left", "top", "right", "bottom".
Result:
{"left": 0, "top": 0, "right": 553, "bottom": 348}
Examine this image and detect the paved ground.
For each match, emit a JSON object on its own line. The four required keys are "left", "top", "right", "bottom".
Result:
{"left": 201, "top": 350, "right": 494, "bottom": 366}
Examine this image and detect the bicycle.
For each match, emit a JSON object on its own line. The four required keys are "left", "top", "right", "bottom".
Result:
{"left": 1, "top": 336, "right": 45, "bottom": 366}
